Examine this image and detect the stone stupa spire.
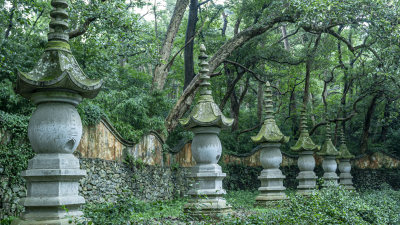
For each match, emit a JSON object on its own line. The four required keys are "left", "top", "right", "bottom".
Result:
{"left": 13, "top": 1, "right": 102, "bottom": 223}
{"left": 179, "top": 44, "right": 233, "bottom": 217}
{"left": 16, "top": 0, "right": 102, "bottom": 99}
{"left": 337, "top": 125, "right": 355, "bottom": 189}
{"left": 179, "top": 44, "right": 233, "bottom": 129}
{"left": 291, "top": 106, "right": 320, "bottom": 195}
{"left": 251, "top": 81, "right": 289, "bottom": 144}
{"left": 252, "top": 81, "right": 289, "bottom": 205}
{"left": 318, "top": 119, "right": 340, "bottom": 186}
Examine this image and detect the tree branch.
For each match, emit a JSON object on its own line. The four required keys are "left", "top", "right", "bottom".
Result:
{"left": 69, "top": 16, "right": 97, "bottom": 39}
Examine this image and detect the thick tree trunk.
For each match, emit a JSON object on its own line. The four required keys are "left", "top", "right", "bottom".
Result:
{"left": 152, "top": 0, "right": 189, "bottom": 91}
{"left": 183, "top": 0, "right": 198, "bottom": 89}
{"left": 360, "top": 94, "right": 380, "bottom": 153}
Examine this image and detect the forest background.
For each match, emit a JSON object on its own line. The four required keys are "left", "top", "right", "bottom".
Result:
{"left": 1, "top": 0, "right": 400, "bottom": 158}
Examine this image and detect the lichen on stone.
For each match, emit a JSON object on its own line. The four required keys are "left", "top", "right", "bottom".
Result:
{"left": 337, "top": 127, "right": 354, "bottom": 159}
{"left": 179, "top": 44, "right": 233, "bottom": 129}
{"left": 251, "top": 81, "right": 289, "bottom": 144}
{"left": 290, "top": 108, "right": 320, "bottom": 152}
{"left": 318, "top": 123, "right": 339, "bottom": 156}
{"left": 15, "top": 0, "right": 102, "bottom": 99}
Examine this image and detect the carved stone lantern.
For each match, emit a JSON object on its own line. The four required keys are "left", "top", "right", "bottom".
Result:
{"left": 179, "top": 44, "right": 234, "bottom": 217}
{"left": 317, "top": 124, "right": 340, "bottom": 187}
{"left": 251, "top": 81, "right": 289, "bottom": 205}
{"left": 13, "top": 0, "right": 102, "bottom": 224}
{"left": 337, "top": 127, "right": 355, "bottom": 190}
{"left": 291, "top": 108, "right": 320, "bottom": 195}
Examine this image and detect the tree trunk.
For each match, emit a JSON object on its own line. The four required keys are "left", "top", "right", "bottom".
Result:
{"left": 183, "top": 0, "right": 198, "bottom": 89}
{"left": 152, "top": 0, "right": 189, "bottom": 91}
{"left": 222, "top": 11, "right": 228, "bottom": 37}
{"left": 379, "top": 98, "right": 390, "bottom": 142}
{"left": 234, "top": 16, "right": 241, "bottom": 35}
{"left": 289, "top": 85, "right": 298, "bottom": 135}
{"left": 303, "top": 35, "right": 321, "bottom": 107}
{"left": 360, "top": 94, "right": 380, "bottom": 153}
{"left": 281, "top": 25, "right": 290, "bottom": 51}
{"left": 154, "top": 0, "right": 158, "bottom": 41}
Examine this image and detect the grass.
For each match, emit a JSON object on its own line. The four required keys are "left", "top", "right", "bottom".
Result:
{"left": 2, "top": 185, "right": 400, "bottom": 224}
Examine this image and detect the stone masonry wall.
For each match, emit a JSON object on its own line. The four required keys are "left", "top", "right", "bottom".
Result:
{"left": 79, "top": 158, "right": 192, "bottom": 203}
{"left": 0, "top": 157, "right": 193, "bottom": 219}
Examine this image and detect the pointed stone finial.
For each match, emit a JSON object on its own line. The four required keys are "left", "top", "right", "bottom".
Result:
{"left": 15, "top": 0, "right": 102, "bottom": 99}
{"left": 48, "top": 0, "right": 69, "bottom": 43}
{"left": 340, "top": 126, "right": 346, "bottom": 145}
{"left": 326, "top": 121, "right": 331, "bottom": 140}
{"left": 300, "top": 107, "right": 308, "bottom": 134}
{"left": 338, "top": 126, "right": 354, "bottom": 159}
{"left": 251, "top": 81, "right": 289, "bottom": 144}
{"left": 179, "top": 44, "right": 234, "bottom": 129}
{"left": 318, "top": 123, "right": 339, "bottom": 156}
{"left": 199, "top": 44, "right": 211, "bottom": 95}
{"left": 291, "top": 106, "right": 320, "bottom": 152}
{"left": 264, "top": 81, "right": 274, "bottom": 120}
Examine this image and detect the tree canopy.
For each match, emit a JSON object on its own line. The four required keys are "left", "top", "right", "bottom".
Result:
{"left": 1, "top": 0, "right": 400, "bottom": 156}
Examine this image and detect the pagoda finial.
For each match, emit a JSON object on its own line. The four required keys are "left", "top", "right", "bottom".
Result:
{"left": 300, "top": 106, "right": 308, "bottom": 134}
{"left": 340, "top": 126, "right": 346, "bottom": 145}
{"left": 325, "top": 112, "right": 331, "bottom": 140}
{"left": 48, "top": 0, "right": 69, "bottom": 43}
{"left": 199, "top": 44, "right": 211, "bottom": 96}
{"left": 251, "top": 81, "right": 289, "bottom": 144}
{"left": 264, "top": 81, "right": 274, "bottom": 120}
{"left": 179, "top": 44, "right": 234, "bottom": 129}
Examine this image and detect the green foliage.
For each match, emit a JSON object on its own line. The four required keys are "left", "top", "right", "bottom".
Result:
{"left": 76, "top": 196, "right": 186, "bottom": 225}
{"left": 225, "top": 190, "right": 258, "bottom": 210}
{"left": 63, "top": 187, "right": 400, "bottom": 224}
{"left": 78, "top": 101, "right": 103, "bottom": 126}
{"left": 222, "top": 163, "right": 262, "bottom": 191}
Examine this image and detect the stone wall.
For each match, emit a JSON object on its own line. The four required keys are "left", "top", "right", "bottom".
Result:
{"left": 79, "top": 158, "right": 192, "bottom": 203}
{"left": 0, "top": 156, "right": 193, "bottom": 219}
{"left": 2, "top": 118, "right": 400, "bottom": 219}
{"left": 75, "top": 119, "right": 400, "bottom": 170}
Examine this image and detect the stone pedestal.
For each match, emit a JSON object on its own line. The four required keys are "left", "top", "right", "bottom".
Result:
{"left": 322, "top": 155, "right": 339, "bottom": 187}
{"left": 12, "top": 92, "right": 86, "bottom": 225}
{"left": 184, "top": 127, "right": 230, "bottom": 216}
{"left": 339, "top": 159, "right": 355, "bottom": 190}
{"left": 296, "top": 151, "right": 317, "bottom": 195}
{"left": 255, "top": 143, "right": 287, "bottom": 204}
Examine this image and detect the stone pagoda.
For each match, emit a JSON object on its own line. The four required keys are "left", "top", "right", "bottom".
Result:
{"left": 337, "top": 127, "right": 355, "bottom": 190}
{"left": 317, "top": 123, "right": 340, "bottom": 187}
{"left": 179, "top": 44, "right": 234, "bottom": 217}
{"left": 251, "top": 81, "right": 289, "bottom": 205}
{"left": 13, "top": 0, "right": 102, "bottom": 224}
{"left": 291, "top": 108, "right": 320, "bottom": 195}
